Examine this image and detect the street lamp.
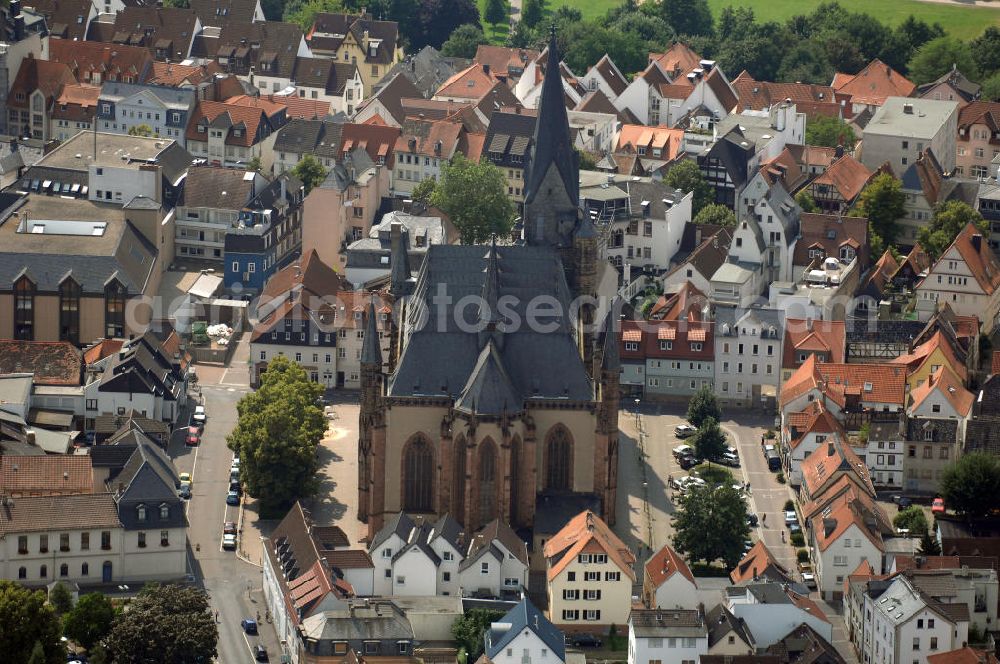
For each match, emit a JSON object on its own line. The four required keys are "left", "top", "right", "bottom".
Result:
{"left": 634, "top": 398, "right": 641, "bottom": 427}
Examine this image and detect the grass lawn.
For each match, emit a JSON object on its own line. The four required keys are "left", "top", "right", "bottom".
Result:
{"left": 705, "top": 0, "right": 1000, "bottom": 40}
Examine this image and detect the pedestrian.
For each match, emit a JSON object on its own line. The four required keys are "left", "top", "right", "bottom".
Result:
{"left": 215, "top": 610, "right": 219, "bottom": 623}
{"left": 761, "top": 513, "right": 767, "bottom": 526}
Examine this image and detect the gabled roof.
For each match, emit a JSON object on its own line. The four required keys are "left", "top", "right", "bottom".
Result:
{"left": 649, "top": 281, "right": 707, "bottom": 322}
{"left": 810, "top": 485, "right": 887, "bottom": 553}
{"left": 800, "top": 437, "right": 875, "bottom": 502}
{"left": 211, "top": 20, "right": 305, "bottom": 79}
{"left": 925, "top": 223, "right": 1000, "bottom": 296}
{"left": 918, "top": 65, "right": 981, "bottom": 103}
{"left": 832, "top": 59, "right": 915, "bottom": 107}
{"left": 733, "top": 71, "right": 843, "bottom": 117}
{"left": 928, "top": 647, "right": 1000, "bottom": 664}
{"left": 149, "top": 60, "right": 222, "bottom": 88}
{"left": 105, "top": 7, "right": 199, "bottom": 62}
{"left": 50, "top": 39, "right": 153, "bottom": 84}
{"left": 730, "top": 540, "right": 787, "bottom": 584}
{"left": 307, "top": 12, "right": 399, "bottom": 65}
{"left": 465, "top": 518, "right": 528, "bottom": 567}
{"left": 293, "top": 57, "right": 358, "bottom": 96}
{"left": 543, "top": 509, "right": 635, "bottom": 581}
{"left": 359, "top": 72, "right": 422, "bottom": 125}
{"left": 704, "top": 67, "right": 739, "bottom": 116}
{"left": 958, "top": 100, "right": 1000, "bottom": 133}
{"left": 474, "top": 45, "right": 538, "bottom": 80}
{"left": 454, "top": 340, "right": 521, "bottom": 416}
{"left": 663, "top": 228, "right": 732, "bottom": 283}
{"left": 645, "top": 543, "right": 696, "bottom": 589}
{"left": 435, "top": 63, "right": 501, "bottom": 101}
{"left": 189, "top": 0, "right": 260, "bottom": 26}
{"left": 781, "top": 354, "right": 907, "bottom": 409}
{"left": 784, "top": 401, "right": 846, "bottom": 452}
{"left": 862, "top": 249, "right": 900, "bottom": 296}
{"left": 8, "top": 56, "right": 76, "bottom": 111}
{"left": 396, "top": 116, "right": 463, "bottom": 159}
{"left": 0, "top": 455, "right": 93, "bottom": 496}
{"left": 0, "top": 494, "right": 120, "bottom": 536}
{"left": 186, "top": 98, "right": 281, "bottom": 147}
{"left": 891, "top": 329, "right": 968, "bottom": 384}
{"left": 811, "top": 154, "right": 873, "bottom": 203}
{"left": 616, "top": 124, "right": 683, "bottom": 161}
{"left": 25, "top": 0, "right": 92, "bottom": 40}
{"left": 793, "top": 212, "right": 869, "bottom": 269}
{"left": 485, "top": 598, "right": 564, "bottom": 661}
{"left": 894, "top": 243, "right": 933, "bottom": 280}
{"left": 590, "top": 54, "right": 627, "bottom": 97}
{"left": 0, "top": 340, "right": 82, "bottom": 386}
{"left": 782, "top": 319, "right": 846, "bottom": 370}
{"left": 909, "top": 366, "right": 974, "bottom": 417}
{"left": 648, "top": 43, "right": 702, "bottom": 79}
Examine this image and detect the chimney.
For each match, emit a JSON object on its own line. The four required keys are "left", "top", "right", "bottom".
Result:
{"left": 928, "top": 372, "right": 935, "bottom": 387}
{"left": 972, "top": 234, "right": 983, "bottom": 253}
{"left": 26, "top": 430, "right": 35, "bottom": 446}
{"left": 903, "top": 103, "right": 914, "bottom": 115}
{"left": 827, "top": 442, "right": 835, "bottom": 456}
{"left": 806, "top": 318, "right": 813, "bottom": 331}
{"left": 835, "top": 144, "right": 844, "bottom": 159}
{"left": 482, "top": 63, "right": 490, "bottom": 76}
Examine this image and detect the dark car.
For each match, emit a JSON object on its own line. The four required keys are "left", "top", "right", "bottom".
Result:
{"left": 241, "top": 618, "right": 258, "bottom": 635}
{"left": 678, "top": 454, "right": 697, "bottom": 470}
{"left": 746, "top": 513, "right": 759, "bottom": 527}
{"left": 224, "top": 521, "right": 237, "bottom": 535}
{"left": 254, "top": 645, "right": 269, "bottom": 662}
{"left": 892, "top": 494, "right": 913, "bottom": 508}
{"left": 226, "top": 490, "right": 240, "bottom": 505}
{"left": 229, "top": 481, "right": 241, "bottom": 494}
{"left": 571, "top": 634, "right": 603, "bottom": 648}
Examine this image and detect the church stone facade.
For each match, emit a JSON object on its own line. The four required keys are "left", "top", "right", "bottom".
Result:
{"left": 357, "top": 32, "right": 620, "bottom": 540}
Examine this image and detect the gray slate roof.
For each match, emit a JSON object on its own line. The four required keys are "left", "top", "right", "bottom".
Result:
{"left": 376, "top": 46, "right": 468, "bottom": 99}
{"left": 486, "top": 598, "right": 565, "bottom": 660}
{"left": 99, "top": 82, "right": 196, "bottom": 111}
{"left": 389, "top": 244, "right": 592, "bottom": 410}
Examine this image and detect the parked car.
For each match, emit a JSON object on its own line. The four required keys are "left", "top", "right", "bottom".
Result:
{"left": 223, "top": 521, "right": 237, "bottom": 535}
{"left": 765, "top": 448, "right": 781, "bottom": 471}
{"left": 570, "top": 634, "right": 603, "bottom": 648}
{"left": 230, "top": 468, "right": 240, "bottom": 483}
{"left": 719, "top": 452, "right": 740, "bottom": 467}
{"left": 801, "top": 572, "right": 817, "bottom": 589}
{"left": 932, "top": 497, "right": 946, "bottom": 514}
{"left": 229, "top": 481, "right": 241, "bottom": 494}
{"left": 674, "top": 424, "right": 697, "bottom": 439}
{"left": 179, "top": 472, "right": 192, "bottom": 485}
{"left": 746, "top": 513, "right": 759, "bottom": 527}
{"left": 254, "top": 645, "right": 269, "bottom": 662}
{"left": 230, "top": 457, "right": 241, "bottom": 471}
{"left": 192, "top": 405, "right": 206, "bottom": 424}
{"left": 788, "top": 522, "right": 801, "bottom": 534}
{"left": 185, "top": 428, "right": 200, "bottom": 446}
{"left": 222, "top": 533, "right": 237, "bottom": 550}
{"left": 178, "top": 482, "right": 192, "bottom": 499}
{"left": 673, "top": 444, "right": 694, "bottom": 457}
{"left": 241, "top": 618, "right": 258, "bottom": 635}
{"left": 892, "top": 494, "right": 913, "bottom": 508}
{"left": 784, "top": 510, "right": 798, "bottom": 525}
{"left": 678, "top": 455, "right": 697, "bottom": 470}
{"left": 226, "top": 490, "right": 240, "bottom": 506}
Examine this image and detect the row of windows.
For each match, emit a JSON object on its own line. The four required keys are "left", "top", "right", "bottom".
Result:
{"left": 17, "top": 531, "right": 112, "bottom": 554}
{"left": 721, "top": 362, "right": 774, "bottom": 376}
{"left": 564, "top": 570, "right": 621, "bottom": 582}
{"left": 623, "top": 342, "right": 704, "bottom": 353}
{"left": 721, "top": 342, "right": 775, "bottom": 355}
{"left": 13, "top": 276, "right": 124, "bottom": 343}
{"left": 561, "top": 609, "right": 602, "bottom": 621}
{"left": 562, "top": 588, "right": 603, "bottom": 600}
{"left": 18, "top": 561, "right": 111, "bottom": 580}
{"left": 649, "top": 378, "right": 711, "bottom": 390}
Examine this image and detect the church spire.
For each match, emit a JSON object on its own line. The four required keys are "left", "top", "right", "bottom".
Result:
{"left": 479, "top": 236, "right": 500, "bottom": 325}
{"left": 389, "top": 221, "right": 411, "bottom": 298}
{"left": 523, "top": 26, "right": 579, "bottom": 215}
{"left": 361, "top": 296, "right": 382, "bottom": 367}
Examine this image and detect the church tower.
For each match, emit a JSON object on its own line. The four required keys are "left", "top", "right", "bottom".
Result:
{"left": 358, "top": 297, "right": 386, "bottom": 526}
{"left": 522, "top": 28, "right": 581, "bottom": 258}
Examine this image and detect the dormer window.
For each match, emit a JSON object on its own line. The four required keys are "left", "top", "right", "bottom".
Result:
{"left": 233, "top": 128, "right": 243, "bottom": 138}
{"left": 198, "top": 124, "right": 206, "bottom": 133}
{"left": 137, "top": 504, "right": 147, "bottom": 522}
{"left": 160, "top": 504, "right": 169, "bottom": 519}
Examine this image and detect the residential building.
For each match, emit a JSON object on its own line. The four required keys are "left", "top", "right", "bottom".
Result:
{"left": 7, "top": 56, "right": 75, "bottom": 141}
{"left": 652, "top": 61, "right": 739, "bottom": 129}
{"left": 782, "top": 401, "right": 848, "bottom": 486}
{"left": 369, "top": 512, "right": 464, "bottom": 597}
{"left": 484, "top": 109, "right": 534, "bottom": 205}
{"left": 929, "top": 649, "right": 999, "bottom": 664}
{"left": 99, "top": 7, "right": 200, "bottom": 62}
{"left": 271, "top": 117, "right": 342, "bottom": 174}
{"left": 791, "top": 213, "right": 869, "bottom": 283}
{"left": 627, "top": 609, "right": 708, "bottom": 664}
{"left": 188, "top": 0, "right": 265, "bottom": 27}
{"left": 764, "top": 624, "right": 846, "bottom": 664}
{"left": 381, "top": 45, "right": 467, "bottom": 99}
{"left": 713, "top": 306, "right": 784, "bottom": 409}
{"left": 0, "top": 193, "right": 165, "bottom": 344}
{"left": 96, "top": 82, "right": 194, "bottom": 144}
{"left": 659, "top": 228, "right": 732, "bottom": 296}
{"left": 732, "top": 71, "right": 851, "bottom": 119}
{"left": 305, "top": 12, "right": 402, "bottom": 97}
{"left": 614, "top": 44, "right": 700, "bottom": 125}
{"left": 898, "top": 149, "right": 980, "bottom": 246}
{"left": 392, "top": 115, "right": 463, "bottom": 196}
{"left": 917, "top": 65, "right": 981, "bottom": 105}
{"left": 730, "top": 541, "right": 794, "bottom": 586}
{"left": 620, "top": 319, "right": 714, "bottom": 400}
{"left": 955, "top": 101, "right": 1000, "bottom": 179}
{"left": 185, "top": 97, "right": 287, "bottom": 169}
{"left": 866, "top": 417, "right": 907, "bottom": 489}
{"left": 48, "top": 39, "right": 153, "bottom": 86}
{"left": 579, "top": 54, "right": 627, "bottom": 102}
{"left": 291, "top": 57, "right": 362, "bottom": 114}
{"left": 808, "top": 153, "right": 875, "bottom": 214}
{"left": 24, "top": 0, "right": 93, "bottom": 41}
{"left": 615, "top": 124, "right": 684, "bottom": 177}
{"left": 726, "top": 582, "right": 832, "bottom": 648}
{"left": 297, "top": 601, "right": 415, "bottom": 663}
{"left": 459, "top": 518, "right": 530, "bottom": 598}
{"left": 250, "top": 249, "right": 390, "bottom": 389}
{"left": 0, "top": 1, "right": 50, "bottom": 136}
{"left": 484, "top": 598, "right": 565, "bottom": 664}
{"left": 915, "top": 223, "right": 1000, "bottom": 331}
{"left": 474, "top": 45, "right": 538, "bottom": 87}
{"left": 781, "top": 318, "right": 846, "bottom": 383}
{"left": 704, "top": 604, "right": 755, "bottom": 657}
{"left": 780, "top": 355, "right": 907, "bottom": 421}
{"left": 352, "top": 72, "right": 422, "bottom": 127}
{"left": 861, "top": 96, "right": 960, "bottom": 174}
{"left": 204, "top": 21, "right": 308, "bottom": 95}
{"left": 891, "top": 329, "right": 969, "bottom": 391}
{"left": 50, "top": 83, "right": 100, "bottom": 142}
{"left": 146, "top": 61, "right": 236, "bottom": 101}
{"left": 513, "top": 52, "right": 584, "bottom": 111}
{"left": 344, "top": 211, "right": 448, "bottom": 287}
{"left": 642, "top": 543, "right": 698, "bottom": 610}
{"left": 544, "top": 510, "right": 635, "bottom": 629}
{"left": 174, "top": 165, "right": 267, "bottom": 261}
{"left": 832, "top": 59, "right": 915, "bottom": 114}
{"left": 435, "top": 62, "right": 520, "bottom": 119}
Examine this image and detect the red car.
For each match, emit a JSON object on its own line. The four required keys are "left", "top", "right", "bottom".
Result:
{"left": 185, "top": 426, "right": 201, "bottom": 446}
{"left": 932, "top": 497, "right": 946, "bottom": 514}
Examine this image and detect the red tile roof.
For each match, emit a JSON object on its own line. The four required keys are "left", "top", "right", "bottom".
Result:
{"left": 435, "top": 63, "right": 501, "bottom": 101}
{"left": 619, "top": 320, "right": 714, "bottom": 361}
{"left": 7, "top": 56, "right": 76, "bottom": 111}
{"left": 149, "top": 60, "right": 222, "bottom": 87}
{"left": 730, "top": 541, "right": 786, "bottom": 584}
{"left": 0, "top": 493, "right": 120, "bottom": 536}
{"left": 49, "top": 40, "right": 153, "bottom": 85}
{"left": 809, "top": 482, "right": 887, "bottom": 553}
{"left": 833, "top": 59, "right": 915, "bottom": 107}
{"left": 934, "top": 223, "right": 1000, "bottom": 296}
{"left": 993, "top": 351, "right": 1000, "bottom": 377}
{"left": 473, "top": 45, "right": 539, "bottom": 80}
{"left": 186, "top": 99, "right": 282, "bottom": 147}
{"left": 0, "top": 340, "right": 83, "bottom": 386}
{"left": 231, "top": 93, "right": 330, "bottom": 120}
{"left": 891, "top": 329, "right": 968, "bottom": 384}
{"left": 543, "top": 510, "right": 636, "bottom": 582}
{"left": 395, "top": 117, "right": 463, "bottom": 159}
{"left": 84, "top": 339, "right": 125, "bottom": 365}
{"left": 51, "top": 83, "right": 101, "bottom": 123}
{"left": 648, "top": 282, "right": 708, "bottom": 322}
{"left": 800, "top": 438, "right": 875, "bottom": 504}
{"left": 811, "top": 155, "right": 873, "bottom": 203}
{"left": 908, "top": 366, "right": 974, "bottom": 417}
{"left": 781, "top": 355, "right": 907, "bottom": 409}
{"left": 0, "top": 456, "right": 94, "bottom": 496}
{"left": 958, "top": 101, "right": 1000, "bottom": 134}
{"left": 338, "top": 122, "right": 401, "bottom": 169}
{"left": 616, "top": 124, "right": 684, "bottom": 160}
{"left": 648, "top": 43, "right": 702, "bottom": 79}
{"left": 784, "top": 401, "right": 846, "bottom": 452}
{"left": 732, "top": 71, "right": 849, "bottom": 119}
{"left": 792, "top": 213, "right": 869, "bottom": 269}
{"left": 645, "top": 543, "right": 696, "bottom": 589}
{"left": 782, "top": 318, "right": 846, "bottom": 371}
{"left": 928, "top": 647, "right": 1000, "bottom": 664}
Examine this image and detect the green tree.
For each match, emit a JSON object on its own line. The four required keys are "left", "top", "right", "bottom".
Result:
{"left": 693, "top": 417, "right": 727, "bottom": 462}
{"left": 451, "top": 608, "right": 504, "bottom": 661}
{"left": 660, "top": 0, "right": 713, "bottom": 37}
{"left": 411, "top": 0, "right": 481, "bottom": 50}
{"left": 576, "top": 147, "right": 597, "bottom": 171}
{"left": 795, "top": 190, "right": 818, "bottom": 213}
{"left": 430, "top": 154, "right": 515, "bottom": 244}
{"left": 693, "top": 203, "right": 735, "bottom": 227}
{"left": 484, "top": 0, "right": 506, "bottom": 27}
{"left": 907, "top": 36, "right": 978, "bottom": 85}
{"left": 246, "top": 156, "right": 263, "bottom": 172}
{"left": 0, "top": 581, "right": 65, "bottom": 664}
{"left": 48, "top": 582, "right": 73, "bottom": 617}
{"left": 62, "top": 593, "right": 116, "bottom": 651}
{"left": 227, "top": 355, "right": 326, "bottom": 512}
{"left": 441, "top": 23, "right": 488, "bottom": 58}
{"left": 412, "top": 177, "right": 437, "bottom": 203}
{"left": 971, "top": 26, "right": 1000, "bottom": 78}
{"left": 105, "top": 584, "right": 217, "bottom": 664}
{"left": 940, "top": 452, "right": 1000, "bottom": 519}
{"left": 893, "top": 505, "right": 929, "bottom": 535}
{"left": 664, "top": 160, "right": 713, "bottom": 215}
{"left": 806, "top": 115, "right": 856, "bottom": 150}
{"left": 777, "top": 41, "right": 834, "bottom": 85}
{"left": 563, "top": 25, "right": 648, "bottom": 78}
{"left": 615, "top": 11, "right": 675, "bottom": 45}
{"left": 686, "top": 384, "right": 721, "bottom": 429}
{"left": 284, "top": 0, "right": 344, "bottom": 30}
{"left": 917, "top": 201, "right": 988, "bottom": 261}
{"left": 856, "top": 173, "right": 905, "bottom": 250}
{"left": 290, "top": 154, "right": 328, "bottom": 194}
{"left": 918, "top": 531, "right": 942, "bottom": 556}
{"left": 982, "top": 73, "right": 1000, "bottom": 102}
{"left": 521, "top": 0, "right": 542, "bottom": 28}
{"left": 127, "top": 124, "right": 156, "bottom": 137}
{"left": 27, "top": 643, "right": 46, "bottom": 664}
{"left": 673, "top": 484, "right": 750, "bottom": 568}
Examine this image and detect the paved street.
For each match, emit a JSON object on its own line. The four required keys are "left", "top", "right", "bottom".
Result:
{"left": 167, "top": 332, "right": 284, "bottom": 664}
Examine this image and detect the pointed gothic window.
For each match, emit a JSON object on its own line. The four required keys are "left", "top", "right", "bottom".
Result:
{"left": 545, "top": 426, "right": 573, "bottom": 491}
{"left": 453, "top": 435, "right": 467, "bottom": 524}
{"left": 402, "top": 435, "right": 434, "bottom": 512}
{"left": 478, "top": 439, "right": 497, "bottom": 524}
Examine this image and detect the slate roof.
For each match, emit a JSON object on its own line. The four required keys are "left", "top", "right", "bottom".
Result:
{"left": 99, "top": 81, "right": 195, "bottom": 111}
{"left": 359, "top": 72, "right": 422, "bottom": 125}
{"left": 293, "top": 57, "right": 357, "bottom": 96}
{"left": 273, "top": 117, "right": 342, "bottom": 159}
{"left": 705, "top": 603, "right": 754, "bottom": 650}
{"left": 389, "top": 244, "right": 591, "bottom": 408}
{"left": 0, "top": 494, "right": 120, "bottom": 536}
{"left": 483, "top": 110, "right": 534, "bottom": 169}
{"left": 766, "top": 622, "right": 846, "bottom": 663}
{"left": 379, "top": 46, "right": 468, "bottom": 99}
{"left": 25, "top": 0, "right": 92, "bottom": 40}
{"left": 112, "top": 433, "right": 185, "bottom": 530}
{"left": 464, "top": 518, "right": 528, "bottom": 568}
{"left": 209, "top": 21, "right": 304, "bottom": 79}
{"left": 369, "top": 511, "right": 415, "bottom": 552}
{"left": 307, "top": 13, "right": 399, "bottom": 65}
{"left": 104, "top": 7, "right": 199, "bottom": 62}
{"left": 485, "top": 598, "right": 564, "bottom": 660}
{"left": 189, "top": 0, "right": 260, "bottom": 26}
{"left": 180, "top": 164, "right": 258, "bottom": 209}
{"left": 918, "top": 66, "right": 981, "bottom": 103}
{"left": 0, "top": 340, "right": 82, "bottom": 386}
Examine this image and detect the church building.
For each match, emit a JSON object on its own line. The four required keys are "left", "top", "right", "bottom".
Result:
{"left": 357, "top": 31, "right": 620, "bottom": 540}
